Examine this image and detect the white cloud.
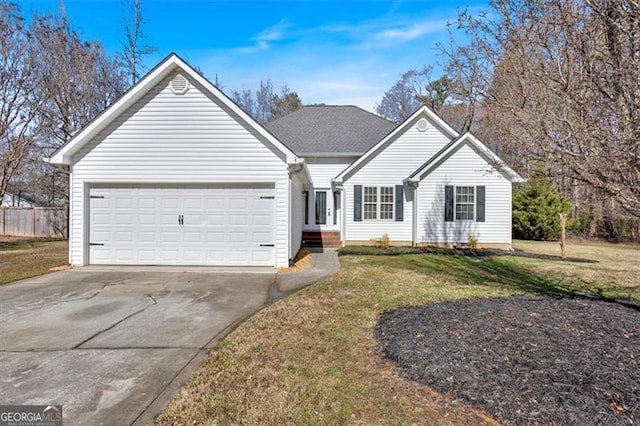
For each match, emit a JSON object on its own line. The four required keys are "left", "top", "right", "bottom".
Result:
{"left": 376, "top": 20, "right": 447, "bottom": 42}
{"left": 232, "top": 20, "right": 292, "bottom": 53}
{"left": 253, "top": 19, "right": 291, "bottom": 43}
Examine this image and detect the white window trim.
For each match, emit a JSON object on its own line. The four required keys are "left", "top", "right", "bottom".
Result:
{"left": 455, "top": 186, "right": 475, "bottom": 221}
{"left": 363, "top": 186, "right": 394, "bottom": 221}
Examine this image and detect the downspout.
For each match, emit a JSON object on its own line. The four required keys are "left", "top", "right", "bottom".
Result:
{"left": 332, "top": 179, "right": 345, "bottom": 246}
{"left": 405, "top": 179, "right": 420, "bottom": 247}
{"left": 288, "top": 161, "right": 306, "bottom": 266}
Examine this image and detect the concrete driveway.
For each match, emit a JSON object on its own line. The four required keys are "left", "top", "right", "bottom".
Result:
{"left": 0, "top": 268, "right": 277, "bottom": 425}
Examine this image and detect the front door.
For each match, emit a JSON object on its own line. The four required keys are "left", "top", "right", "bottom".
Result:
{"left": 309, "top": 189, "right": 339, "bottom": 230}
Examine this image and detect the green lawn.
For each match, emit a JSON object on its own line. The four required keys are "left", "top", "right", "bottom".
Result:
{"left": 157, "top": 240, "right": 639, "bottom": 425}
{"left": 0, "top": 237, "right": 69, "bottom": 285}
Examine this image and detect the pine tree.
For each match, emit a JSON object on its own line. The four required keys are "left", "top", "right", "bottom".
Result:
{"left": 513, "top": 171, "right": 571, "bottom": 240}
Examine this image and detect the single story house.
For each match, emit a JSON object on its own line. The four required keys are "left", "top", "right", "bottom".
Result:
{"left": 48, "top": 53, "right": 523, "bottom": 268}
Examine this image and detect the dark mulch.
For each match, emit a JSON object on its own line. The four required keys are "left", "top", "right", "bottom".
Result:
{"left": 338, "top": 245, "right": 597, "bottom": 263}
{"left": 375, "top": 297, "right": 640, "bottom": 425}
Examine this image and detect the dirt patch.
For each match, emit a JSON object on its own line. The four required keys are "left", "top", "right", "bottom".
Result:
{"left": 375, "top": 297, "right": 640, "bottom": 425}
{"left": 277, "top": 249, "right": 313, "bottom": 273}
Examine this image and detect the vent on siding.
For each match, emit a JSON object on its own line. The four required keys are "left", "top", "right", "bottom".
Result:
{"left": 170, "top": 74, "right": 190, "bottom": 95}
{"left": 416, "top": 118, "right": 429, "bottom": 132}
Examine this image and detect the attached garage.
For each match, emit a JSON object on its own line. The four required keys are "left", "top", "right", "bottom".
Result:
{"left": 48, "top": 54, "right": 309, "bottom": 268}
{"left": 89, "top": 186, "right": 275, "bottom": 266}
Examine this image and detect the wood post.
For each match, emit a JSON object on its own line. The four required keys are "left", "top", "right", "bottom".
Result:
{"left": 559, "top": 212, "right": 567, "bottom": 259}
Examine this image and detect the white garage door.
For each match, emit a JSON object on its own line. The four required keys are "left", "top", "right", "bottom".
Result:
{"left": 89, "top": 186, "right": 275, "bottom": 266}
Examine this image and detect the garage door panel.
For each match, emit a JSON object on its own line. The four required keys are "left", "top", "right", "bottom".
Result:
{"left": 115, "top": 214, "right": 134, "bottom": 225}
{"left": 160, "top": 231, "right": 179, "bottom": 242}
{"left": 160, "top": 214, "right": 177, "bottom": 226}
{"left": 90, "top": 186, "right": 274, "bottom": 266}
{"left": 183, "top": 231, "right": 202, "bottom": 243}
{"left": 138, "top": 214, "right": 157, "bottom": 226}
{"left": 137, "top": 231, "right": 156, "bottom": 243}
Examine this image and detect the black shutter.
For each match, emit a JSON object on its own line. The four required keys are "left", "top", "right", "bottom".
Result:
{"left": 354, "top": 185, "right": 362, "bottom": 222}
{"left": 476, "top": 186, "right": 485, "bottom": 222}
{"left": 444, "top": 185, "right": 454, "bottom": 222}
{"left": 395, "top": 185, "right": 404, "bottom": 222}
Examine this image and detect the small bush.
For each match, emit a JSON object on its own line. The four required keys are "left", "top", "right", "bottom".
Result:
{"left": 467, "top": 235, "right": 478, "bottom": 249}
{"left": 372, "top": 233, "right": 391, "bottom": 249}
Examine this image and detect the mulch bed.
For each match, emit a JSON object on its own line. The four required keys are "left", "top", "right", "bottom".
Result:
{"left": 339, "top": 245, "right": 597, "bottom": 263}
{"left": 375, "top": 297, "right": 640, "bottom": 425}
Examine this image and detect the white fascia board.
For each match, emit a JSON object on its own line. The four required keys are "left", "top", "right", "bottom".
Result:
{"left": 333, "top": 105, "right": 459, "bottom": 184}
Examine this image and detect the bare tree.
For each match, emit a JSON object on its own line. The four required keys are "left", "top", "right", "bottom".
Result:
{"left": 231, "top": 80, "right": 302, "bottom": 123}
{"left": 375, "top": 70, "right": 425, "bottom": 123}
{"left": 445, "top": 0, "right": 640, "bottom": 218}
{"left": 121, "top": 0, "right": 155, "bottom": 85}
{"left": 29, "top": 10, "right": 126, "bottom": 205}
{"left": 270, "top": 87, "right": 302, "bottom": 120}
{"left": 0, "top": 2, "right": 126, "bottom": 206}
{"left": 0, "top": 2, "right": 42, "bottom": 201}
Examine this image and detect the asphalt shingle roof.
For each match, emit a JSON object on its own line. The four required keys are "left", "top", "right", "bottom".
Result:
{"left": 264, "top": 105, "right": 396, "bottom": 155}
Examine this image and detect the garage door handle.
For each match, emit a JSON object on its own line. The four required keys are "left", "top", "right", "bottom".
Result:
{"left": 259, "top": 244, "right": 274, "bottom": 247}
{"left": 90, "top": 243, "right": 104, "bottom": 246}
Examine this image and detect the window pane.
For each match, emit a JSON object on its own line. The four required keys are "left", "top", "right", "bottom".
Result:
{"left": 364, "top": 187, "right": 377, "bottom": 203}
{"left": 380, "top": 187, "right": 394, "bottom": 203}
{"left": 315, "top": 191, "right": 326, "bottom": 225}
{"left": 456, "top": 186, "right": 474, "bottom": 203}
{"left": 364, "top": 203, "right": 377, "bottom": 220}
{"left": 455, "top": 187, "right": 475, "bottom": 221}
{"left": 380, "top": 204, "right": 393, "bottom": 219}
{"left": 455, "top": 203, "right": 474, "bottom": 220}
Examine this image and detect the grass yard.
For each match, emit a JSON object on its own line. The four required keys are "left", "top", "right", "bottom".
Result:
{"left": 157, "top": 241, "right": 639, "bottom": 425}
{"left": 0, "top": 236, "right": 69, "bottom": 285}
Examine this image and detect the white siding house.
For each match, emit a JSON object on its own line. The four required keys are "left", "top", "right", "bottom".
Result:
{"left": 49, "top": 54, "right": 521, "bottom": 268}
{"left": 334, "top": 107, "right": 522, "bottom": 248}
{"left": 49, "top": 54, "right": 307, "bottom": 268}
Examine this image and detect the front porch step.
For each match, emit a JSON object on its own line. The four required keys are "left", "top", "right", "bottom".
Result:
{"left": 302, "top": 231, "right": 341, "bottom": 248}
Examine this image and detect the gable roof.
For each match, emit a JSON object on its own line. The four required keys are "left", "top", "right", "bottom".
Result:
{"left": 406, "top": 132, "right": 524, "bottom": 183}
{"left": 333, "top": 105, "right": 459, "bottom": 184}
{"left": 264, "top": 106, "right": 395, "bottom": 156}
{"left": 47, "top": 53, "right": 301, "bottom": 165}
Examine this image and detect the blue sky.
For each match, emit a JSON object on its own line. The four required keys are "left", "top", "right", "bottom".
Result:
{"left": 20, "top": 0, "right": 488, "bottom": 112}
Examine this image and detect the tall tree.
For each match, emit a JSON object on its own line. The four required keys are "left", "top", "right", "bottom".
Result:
{"left": 445, "top": 0, "right": 640, "bottom": 218}
{"left": 0, "top": 2, "right": 126, "bottom": 205}
{"left": 231, "top": 80, "right": 302, "bottom": 123}
{"left": 121, "top": 0, "right": 155, "bottom": 85}
{"left": 0, "top": 2, "right": 42, "bottom": 202}
{"left": 375, "top": 70, "right": 425, "bottom": 123}
{"left": 271, "top": 90, "right": 302, "bottom": 120}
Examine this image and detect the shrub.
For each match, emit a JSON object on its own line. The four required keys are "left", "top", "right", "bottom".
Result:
{"left": 467, "top": 235, "right": 478, "bottom": 249}
{"left": 372, "top": 233, "right": 391, "bottom": 249}
{"left": 513, "top": 170, "right": 571, "bottom": 241}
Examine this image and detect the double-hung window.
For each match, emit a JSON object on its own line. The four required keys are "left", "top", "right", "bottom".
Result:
{"left": 455, "top": 186, "right": 475, "bottom": 221}
{"left": 363, "top": 186, "right": 394, "bottom": 220}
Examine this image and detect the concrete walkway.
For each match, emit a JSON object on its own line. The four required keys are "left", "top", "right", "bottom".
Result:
{"left": 274, "top": 248, "right": 340, "bottom": 296}
{"left": 0, "top": 250, "right": 340, "bottom": 426}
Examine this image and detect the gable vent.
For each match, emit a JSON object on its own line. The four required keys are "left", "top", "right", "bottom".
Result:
{"left": 170, "top": 74, "right": 190, "bottom": 95}
{"left": 416, "top": 118, "right": 429, "bottom": 132}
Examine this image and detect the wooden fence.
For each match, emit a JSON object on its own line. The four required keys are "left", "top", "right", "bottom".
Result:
{"left": 1, "top": 207, "right": 68, "bottom": 238}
